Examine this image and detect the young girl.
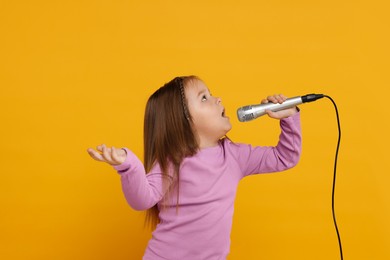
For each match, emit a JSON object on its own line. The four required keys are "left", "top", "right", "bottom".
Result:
{"left": 87, "top": 75, "right": 301, "bottom": 259}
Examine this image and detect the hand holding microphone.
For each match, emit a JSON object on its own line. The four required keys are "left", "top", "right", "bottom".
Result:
{"left": 237, "top": 93, "right": 324, "bottom": 122}
{"left": 260, "top": 94, "right": 299, "bottom": 119}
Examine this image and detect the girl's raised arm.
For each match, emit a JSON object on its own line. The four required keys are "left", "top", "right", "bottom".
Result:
{"left": 87, "top": 144, "right": 168, "bottom": 211}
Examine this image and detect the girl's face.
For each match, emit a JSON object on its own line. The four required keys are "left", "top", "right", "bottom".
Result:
{"left": 185, "top": 79, "right": 232, "bottom": 148}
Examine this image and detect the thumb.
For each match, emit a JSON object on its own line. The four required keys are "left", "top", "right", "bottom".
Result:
{"left": 266, "top": 109, "right": 280, "bottom": 119}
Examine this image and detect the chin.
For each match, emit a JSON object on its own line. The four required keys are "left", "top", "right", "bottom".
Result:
{"left": 223, "top": 125, "right": 232, "bottom": 135}
{"left": 226, "top": 121, "right": 232, "bottom": 131}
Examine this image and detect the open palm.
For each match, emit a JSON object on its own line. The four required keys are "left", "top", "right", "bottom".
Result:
{"left": 87, "top": 144, "right": 126, "bottom": 166}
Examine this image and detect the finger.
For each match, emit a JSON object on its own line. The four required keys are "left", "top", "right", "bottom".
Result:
{"left": 261, "top": 99, "right": 269, "bottom": 104}
{"left": 87, "top": 148, "right": 106, "bottom": 162}
{"left": 96, "top": 144, "right": 103, "bottom": 152}
{"left": 274, "top": 94, "right": 285, "bottom": 104}
{"left": 267, "top": 95, "right": 278, "bottom": 103}
{"left": 101, "top": 144, "right": 115, "bottom": 164}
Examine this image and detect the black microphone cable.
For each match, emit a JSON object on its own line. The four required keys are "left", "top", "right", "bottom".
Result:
{"left": 324, "top": 95, "right": 343, "bottom": 260}
{"left": 237, "top": 94, "right": 343, "bottom": 258}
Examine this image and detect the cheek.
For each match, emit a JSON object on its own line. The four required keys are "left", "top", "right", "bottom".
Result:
{"left": 190, "top": 107, "right": 214, "bottom": 129}
{"left": 191, "top": 108, "right": 209, "bottom": 126}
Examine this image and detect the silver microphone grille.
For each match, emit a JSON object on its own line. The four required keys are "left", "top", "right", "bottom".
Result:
{"left": 237, "top": 106, "right": 254, "bottom": 122}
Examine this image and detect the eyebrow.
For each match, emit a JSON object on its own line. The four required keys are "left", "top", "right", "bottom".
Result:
{"left": 197, "top": 88, "right": 210, "bottom": 97}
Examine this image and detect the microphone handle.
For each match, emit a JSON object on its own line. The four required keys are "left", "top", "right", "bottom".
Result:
{"left": 253, "top": 96, "right": 303, "bottom": 117}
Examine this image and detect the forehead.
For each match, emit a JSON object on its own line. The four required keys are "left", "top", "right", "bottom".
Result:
{"left": 185, "top": 79, "right": 209, "bottom": 98}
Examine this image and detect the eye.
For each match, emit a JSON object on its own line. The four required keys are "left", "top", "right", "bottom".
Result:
{"left": 201, "top": 95, "right": 207, "bottom": 102}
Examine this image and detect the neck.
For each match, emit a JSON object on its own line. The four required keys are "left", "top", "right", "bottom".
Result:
{"left": 197, "top": 136, "right": 221, "bottom": 149}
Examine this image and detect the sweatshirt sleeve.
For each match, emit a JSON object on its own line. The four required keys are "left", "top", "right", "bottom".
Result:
{"left": 112, "top": 148, "right": 169, "bottom": 211}
{"left": 234, "top": 111, "right": 302, "bottom": 178}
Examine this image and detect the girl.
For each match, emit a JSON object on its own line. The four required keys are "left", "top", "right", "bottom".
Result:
{"left": 87, "top": 75, "right": 301, "bottom": 259}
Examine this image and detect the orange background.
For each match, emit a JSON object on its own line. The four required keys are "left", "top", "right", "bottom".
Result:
{"left": 1, "top": 1, "right": 389, "bottom": 259}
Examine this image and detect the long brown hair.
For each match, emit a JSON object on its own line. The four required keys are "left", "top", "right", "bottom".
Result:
{"left": 143, "top": 76, "right": 200, "bottom": 229}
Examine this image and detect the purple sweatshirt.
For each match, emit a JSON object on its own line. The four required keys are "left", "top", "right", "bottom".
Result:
{"left": 113, "top": 112, "right": 301, "bottom": 260}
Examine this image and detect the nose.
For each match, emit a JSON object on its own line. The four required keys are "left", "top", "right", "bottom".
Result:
{"left": 216, "top": 97, "right": 222, "bottom": 104}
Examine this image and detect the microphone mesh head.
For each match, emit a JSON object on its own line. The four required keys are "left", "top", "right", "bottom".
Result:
{"left": 237, "top": 107, "right": 254, "bottom": 122}
{"left": 244, "top": 113, "right": 254, "bottom": 122}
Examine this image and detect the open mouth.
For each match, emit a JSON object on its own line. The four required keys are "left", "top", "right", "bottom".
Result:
{"left": 222, "top": 108, "right": 226, "bottom": 117}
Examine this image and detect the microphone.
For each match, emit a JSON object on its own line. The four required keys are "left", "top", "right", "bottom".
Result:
{"left": 237, "top": 93, "right": 324, "bottom": 122}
